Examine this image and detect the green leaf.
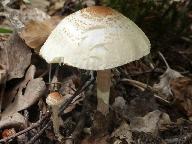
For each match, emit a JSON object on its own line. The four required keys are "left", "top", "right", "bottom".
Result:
{"left": 0, "top": 28, "right": 12, "bottom": 34}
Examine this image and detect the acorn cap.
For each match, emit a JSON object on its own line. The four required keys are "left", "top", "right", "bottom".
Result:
{"left": 40, "top": 6, "right": 150, "bottom": 70}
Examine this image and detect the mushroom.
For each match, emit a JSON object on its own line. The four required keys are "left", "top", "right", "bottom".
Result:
{"left": 40, "top": 6, "right": 150, "bottom": 115}
{"left": 46, "top": 92, "right": 65, "bottom": 140}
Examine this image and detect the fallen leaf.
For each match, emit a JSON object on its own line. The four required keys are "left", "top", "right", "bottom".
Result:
{"left": 130, "top": 110, "right": 171, "bottom": 136}
{"left": 2, "top": 65, "right": 46, "bottom": 116}
{"left": 111, "top": 121, "right": 133, "bottom": 144}
{"left": 153, "top": 52, "right": 183, "bottom": 96}
{"left": 154, "top": 67, "right": 183, "bottom": 96}
{"left": 19, "top": 16, "right": 62, "bottom": 50}
{"left": 170, "top": 77, "right": 192, "bottom": 117}
{"left": 3, "top": 64, "right": 36, "bottom": 108}
{"left": 20, "top": 20, "right": 52, "bottom": 50}
{"left": 0, "top": 112, "right": 26, "bottom": 129}
{"left": 0, "top": 33, "right": 31, "bottom": 80}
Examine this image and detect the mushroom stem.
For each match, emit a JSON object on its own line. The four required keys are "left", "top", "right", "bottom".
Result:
{"left": 97, "top": 69, "right": 111, "bottom": 115}
{"left": 51, "top": 105, "right": 62, "bottom": 140}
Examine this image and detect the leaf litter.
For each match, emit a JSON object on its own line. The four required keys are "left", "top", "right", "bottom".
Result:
{"left": 0, "top": 0, "right": 192, "bottom": 143}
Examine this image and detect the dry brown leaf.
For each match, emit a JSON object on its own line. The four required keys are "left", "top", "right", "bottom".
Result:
{"left": 130, "top": 110, "right": 171, "bottom": 136}
{"left": 20, "top": 20, "right": 52, "bottom": 50}
{"left": 170, "top": 77, "right": 192, "bottom": 117}
{"left": 0, "top": 33, "right": 31, "bottom": 80}
{"left": 0, "top": 112, "right": 26, "bottom": 129}
{"left": 19, "top": 16, "right": 62, "bottom": 50}
{"left": 2, "top": 65, "right": 46, "bottom": 116}
{"left": 111, "top": 121, "right": 133, "bottom": 144}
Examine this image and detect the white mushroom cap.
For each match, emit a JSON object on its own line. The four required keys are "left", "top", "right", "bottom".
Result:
{"left": 40, "top": 6, "right": 150, "bottom": 70}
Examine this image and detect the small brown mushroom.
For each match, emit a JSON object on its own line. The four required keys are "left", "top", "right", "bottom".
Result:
{"left": 2, "top": 128, "right": 16, "bottom": 138}
{"left": 46, "top": 92, "right": 65, "bottom": 140}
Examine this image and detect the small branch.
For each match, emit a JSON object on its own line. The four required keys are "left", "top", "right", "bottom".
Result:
{"left": 121, "top": 78, "right": 171, "bottom": 105}
{"left": 27, "top": 120, "right": 52, "bottom": 144}
{"left": 158, "top": 52, "right": 170, "bottom": 69}
{"left": 69, "top": 94, "right": 91, "bottom": 143}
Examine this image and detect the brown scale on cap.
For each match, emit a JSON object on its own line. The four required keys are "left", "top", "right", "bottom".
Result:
{"left": 81, "top": 6, "right": 115, "bottom": 17}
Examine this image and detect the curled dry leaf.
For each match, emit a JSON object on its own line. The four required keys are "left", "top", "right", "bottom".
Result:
{"left": 170, "top": 77, "right": 192, "bottom": 117}
{"left": 130, "top": 110, "right": 171, "bottom": 136}
{"left": 0, "top": 112, "right": 26, "bottom": 129}
{"left": 111, "top": 121, "right": 133, "bottom": 144}
{"left": 3, "top": 64, "right": 36, "bottom": 108}
{"left": 153, "top": 52, "right": 183, "bottom": 97}
{"left": 19, "top": 16, "right": 62, "bottom": 50}
{"left": 0, "top": 33, "right": 31, "bottom": 80}
{"left": 2, "top": 65, "right": 46, "bottom": 116}
{"left": 153, "top": 67, "right": 183, "bottom": 96}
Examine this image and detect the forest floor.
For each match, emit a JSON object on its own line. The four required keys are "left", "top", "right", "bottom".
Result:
{"left": 0, "top": 0, "right": 192, "bottom": 144}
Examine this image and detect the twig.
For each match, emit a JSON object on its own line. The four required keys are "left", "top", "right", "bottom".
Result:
{"left": 66, "top": 93, "right": 91, "bottom": 144}
{"left": 120, "top": 78, "right": 171, "bottom": 105}
{"left": 128, "top": 68, "right": 164, "bottom": 76}
{"left": 0, "top": 113, "right": 50, "bottom": 143}
{"left": 27, "top": 120, "right": 52, "bottom": 144}
{"left": 158, "top": 51, "right": 170, "bottom": 69}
